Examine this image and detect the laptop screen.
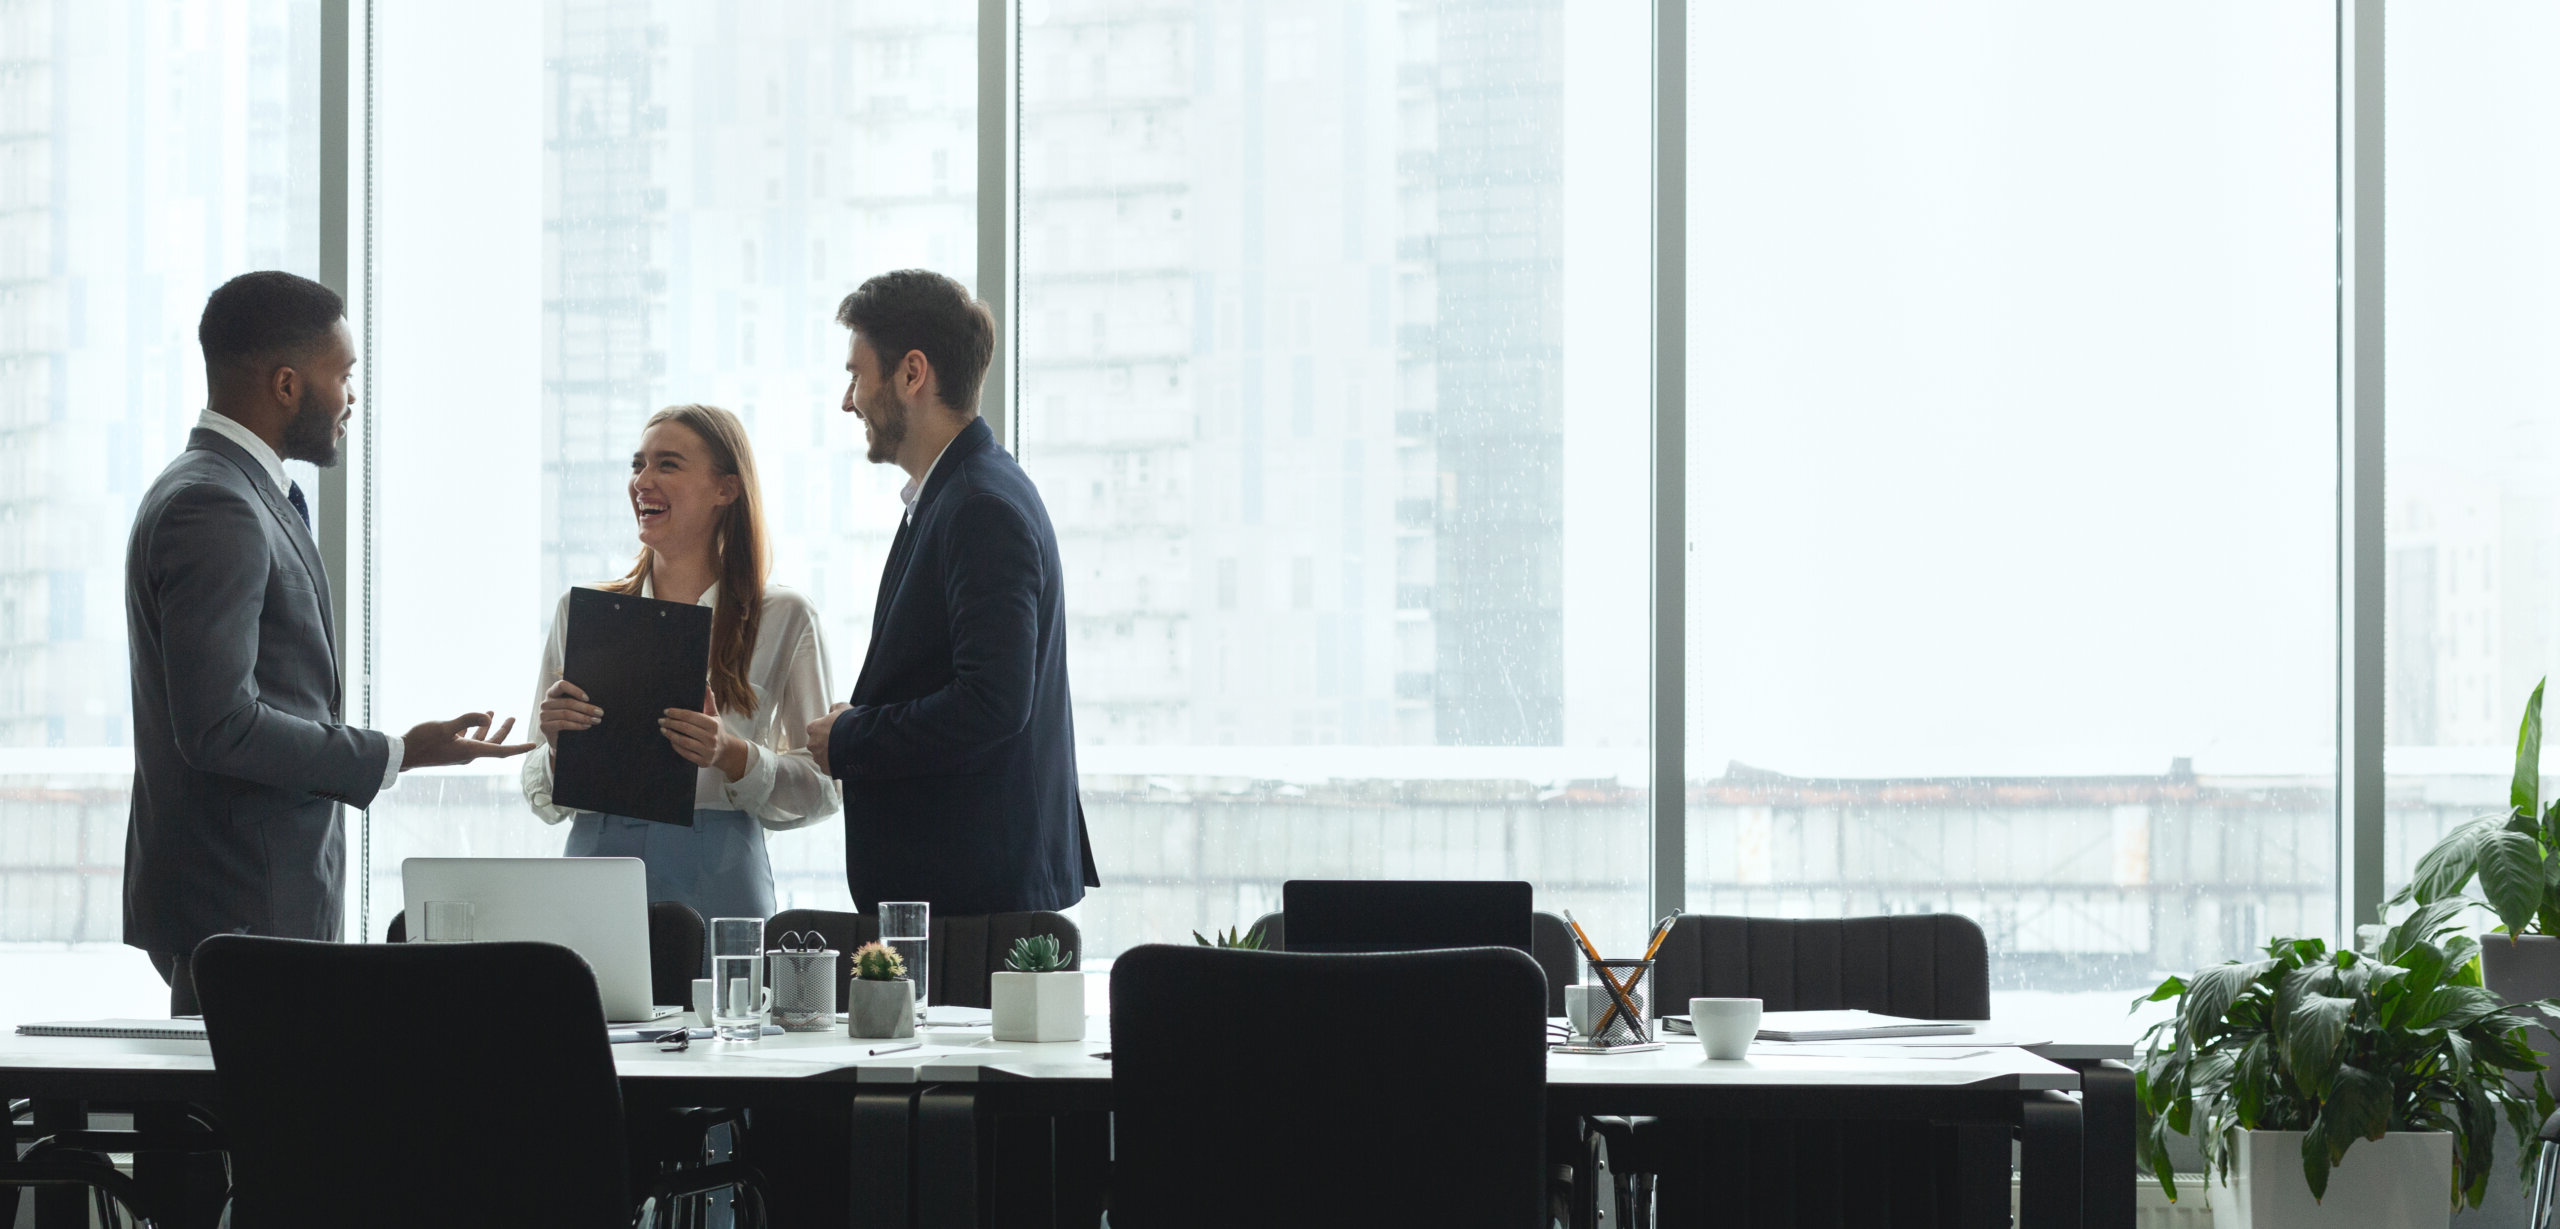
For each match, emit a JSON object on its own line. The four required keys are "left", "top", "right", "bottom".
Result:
{"left": 1281, "top": 880, "right": 1534, "bottom": 954}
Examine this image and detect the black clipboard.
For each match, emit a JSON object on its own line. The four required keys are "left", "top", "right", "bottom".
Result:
{"left": 552, "top": 587, "right": 714, "bottom": 827}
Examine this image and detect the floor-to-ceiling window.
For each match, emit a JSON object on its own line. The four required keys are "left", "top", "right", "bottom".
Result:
{"left": 0, "top": 0, "right": 323, "bottom": 1015}
{"left": 2381, "top": 5, "right": 2560, "bottom": 909}
{"left": 359, "top": 0, "right": 977, "bottom": 937}
{"left": 1684, "top": 1, "right": 2339, "bottom": 1037}
{"left": 1016, "top": 0, "right": 1657, "bottom": 957}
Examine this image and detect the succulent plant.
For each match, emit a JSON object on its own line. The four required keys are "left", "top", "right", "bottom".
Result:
{"left": 1005, "top": 933, "right": 1070, "bottom": 973}
{"left": 852, "top": 940, "right": 906, "bottom": 981}
{"left": 1191, "top": 921, "right": 1269, "bottom": 950}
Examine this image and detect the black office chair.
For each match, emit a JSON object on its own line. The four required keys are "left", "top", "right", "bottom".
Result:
{"left": 192, "top": 935, "right": 765, "bottom": 1228}
{"left": 388, "top": 899, "right": 706, "bottom": 1007}
{"left": 1603, "top": 913, "right": 2004, "bottom": 1228}
{"left": 1252, "top": 908, "right": 1583, "bottom": 1015}
{"left": 765, "top": 907, "right": 1082, "bottom": 1009}
{"left": 1110, "top": 943, "right": 1549, "bottom": 1228}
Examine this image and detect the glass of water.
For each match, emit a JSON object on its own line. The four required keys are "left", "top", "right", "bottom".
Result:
{"left": 417, "top": 900, "right": 473, "bottom": 943}
{"left": 709, "top": 917, "right": 770, "bottom": 1042}
{"left": 880, "top": 901, "right": 929, "bottom": 1017}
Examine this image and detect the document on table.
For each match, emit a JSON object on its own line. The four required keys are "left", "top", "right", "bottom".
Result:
{"left": 1751, "top": 1043, "right": 1994, "bottom": 1061}
{"left": 738, "top": 1043, "right": 988, "bottom": 1064}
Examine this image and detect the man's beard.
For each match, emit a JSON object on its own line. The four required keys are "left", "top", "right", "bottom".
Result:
{"left": 279, "top": 384, "right": 341, "bottom": 467}
{"left": 862, "top": 391, "right": 908, "bottom": 465}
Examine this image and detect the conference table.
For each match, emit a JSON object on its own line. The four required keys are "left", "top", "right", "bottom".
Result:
{"left": 0, "top": 1015, "right": 2123, "bottom": 1229}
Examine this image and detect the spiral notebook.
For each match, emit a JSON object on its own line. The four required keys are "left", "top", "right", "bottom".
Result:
{"left": 18, "top": 1018, "right": 207, "bottom": 1040}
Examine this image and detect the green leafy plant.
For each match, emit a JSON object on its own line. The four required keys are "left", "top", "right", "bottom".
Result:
{"left": 852, "top": 940, "right": 906, "bottom": 982}
{"left": 1190, "top": 922, "right": 1268, "bottom": 950}
{"left": 2391, "top": 677, "right": 2560, "bottom": 937}
{"left": 2131, "top": 901, "right": 2554, "bottom": 1208}
{"left": 1005, "top": 933, "right": 1070, "bottom": 973}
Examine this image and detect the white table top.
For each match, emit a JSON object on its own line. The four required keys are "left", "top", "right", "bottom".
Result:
{"left": 0, "top": 1016, "right": 2090, "bottom": 1093}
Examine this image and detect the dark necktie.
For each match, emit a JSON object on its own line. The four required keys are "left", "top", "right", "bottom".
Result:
{"left": 287, "top": 481, "right": 310, "bottom": 530}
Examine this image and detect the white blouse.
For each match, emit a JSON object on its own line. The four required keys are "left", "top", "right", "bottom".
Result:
{"left": 520, "top": 578, "right": 842, "bottom": 831}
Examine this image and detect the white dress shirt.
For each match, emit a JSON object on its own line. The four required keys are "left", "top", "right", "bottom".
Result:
{"left": 901, "top": 433, "right": 958, "bottom": 524}
{"left": 195, "top": 409, "right": 403, "bottom": 791}
{"left": 519, "top": 578, "right": 843, "bottom": 830}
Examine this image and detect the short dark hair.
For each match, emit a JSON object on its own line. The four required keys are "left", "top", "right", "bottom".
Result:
{"left": 198, "top": 270, "right": 345, "bottom": 378}
{"left": 834, "top": 270, "right": 996, "bottom": 413}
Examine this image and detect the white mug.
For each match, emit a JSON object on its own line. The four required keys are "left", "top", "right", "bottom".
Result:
{"left": 1690, "top": 996, "right": 1762, "bottom": 1060}
{"left": 691, "top": 977, "right": 715, "bottom": 1028}
{"left": 1563, "top": 985, "right": 1602, "bottom": 1039}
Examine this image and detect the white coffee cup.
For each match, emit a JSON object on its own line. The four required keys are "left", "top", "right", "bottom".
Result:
{"left": 1563, "top": 985, "right": 1602, "bottom": 1039}
{"left": 691, "top": 977, "right": 716, "bottom": 1028}
{"left": 1690, "top": 996, "right": 1761, "bottom": 1060}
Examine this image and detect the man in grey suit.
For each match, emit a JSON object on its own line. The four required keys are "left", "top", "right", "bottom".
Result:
{"left": 125, "top": 271, "right": 534, "bottom": 1014}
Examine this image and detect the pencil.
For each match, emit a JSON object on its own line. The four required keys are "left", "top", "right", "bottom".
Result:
{"left": 1639, "top": 911, "right": 1680, "bottom": 963}
{"left": 1560, "top": 910, "right": 1604, "bottom": 962}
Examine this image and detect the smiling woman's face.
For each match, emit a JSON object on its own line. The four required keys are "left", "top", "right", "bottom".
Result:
{"left": 629, "top": 420, "right": 738, "bottom": 558}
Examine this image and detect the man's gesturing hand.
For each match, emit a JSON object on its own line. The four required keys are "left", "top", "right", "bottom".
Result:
{"left": 805, "top": 702, "right": 851, "bottom": 778}
{"left": 401, "top": 711, "right": 539, "bottom": 770}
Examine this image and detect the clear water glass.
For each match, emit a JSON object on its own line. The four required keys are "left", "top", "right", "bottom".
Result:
{"left": 710, "top": 917, "right": 769, "bottom": 1042}
{"left": 880, "top": 901, "right": 929, "bottom": 1014}
{"left": 418, "top": 900, "right": 473, "bottom": 943}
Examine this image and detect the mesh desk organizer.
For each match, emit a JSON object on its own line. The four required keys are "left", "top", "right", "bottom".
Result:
{"left": 1556, "top": 957, "right": 1661, "bottom": 1054}
{"left": 769, "top": 931, "right": 839, "bottom": 1032}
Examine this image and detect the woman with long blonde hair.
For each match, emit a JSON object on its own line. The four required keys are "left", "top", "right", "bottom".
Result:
{"left": 519, "top": 404, "right": 839, "bottom": 924}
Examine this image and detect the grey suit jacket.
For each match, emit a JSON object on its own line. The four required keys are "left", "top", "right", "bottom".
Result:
{"left": 122, "top": 429, "right": 391, "bottom": 953}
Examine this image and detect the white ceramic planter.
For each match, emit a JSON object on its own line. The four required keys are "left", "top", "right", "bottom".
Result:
{"left": 2205, "top": 1130, "right": 2450, "bottom": 1229}
{"left": 990, "top": 971, "right": 1085, "bottom": 1042}
{"left": 845, "top": 977, "right": 916, "bottom": 1040}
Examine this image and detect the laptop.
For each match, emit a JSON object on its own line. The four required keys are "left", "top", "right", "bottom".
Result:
{"left": 1281, "top": 879, "right": 1534, "bottom": 955}
{"left": 400, "top": 857, "right": 683, "bottom": 1024}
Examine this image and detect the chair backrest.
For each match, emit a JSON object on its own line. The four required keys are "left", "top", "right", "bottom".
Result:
{"left": 387, "top": 900, "right": 706, "bottom": 1008}
{"left": 766, "top": 908, "right": 1081, "bottom": 1010}
{"left": 193, "top": 935, "right": 631, "bottom": 1228}
{"left": 1649, "top": 913, "right": 1992, "bottom": 1019}
{"left": 1280, "top": 879, "right": 1532, "bottom": 953}
{"left": 1109, "top": 943, "right": 1548, "bottom": 1228}
{"left": 1253, "top": 908, "right": 1582, "bottom": 1015}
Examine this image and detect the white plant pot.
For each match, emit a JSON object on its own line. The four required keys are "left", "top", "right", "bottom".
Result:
{"left": 2205, "top": 1130, "right": 2451, "bottom": 1229}
{"left": 845, "top": 978, "right": 916, "bottom": 1040}
{"left": 990, "top": 971, "right": 1085, "bottom": 1042}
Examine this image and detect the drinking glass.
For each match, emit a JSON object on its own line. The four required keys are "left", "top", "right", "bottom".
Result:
{"left": 710, "top": 917, "right": 771, "bottom": 1042}
{"left": 417, "top": 900, "right": 473, "bottom": 943}
{"left": 880, "top": 901, "right": 930, "bottom": 1016}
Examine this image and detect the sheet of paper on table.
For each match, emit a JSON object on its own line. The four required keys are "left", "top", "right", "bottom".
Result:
{"left": 1750, "top": 1043, "right": 1995, "bottom": 1061}
{"left": 736, "top": 1043, "right": 988, "bottom": 1064}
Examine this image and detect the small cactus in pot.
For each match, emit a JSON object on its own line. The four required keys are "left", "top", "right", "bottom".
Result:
{"left": 845, "top": 941, "right": 915, "bottom": 1040}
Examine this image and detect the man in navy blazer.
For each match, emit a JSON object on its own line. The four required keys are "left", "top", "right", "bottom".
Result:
{"left": 807, "top": 270, "right": 1099, "bottom": 915}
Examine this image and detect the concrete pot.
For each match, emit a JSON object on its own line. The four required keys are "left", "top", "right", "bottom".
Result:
{"left": 2463, "top": 933, "right": 2560, "bottom": 1227}
{"left": 2205, "top": 1130, "right": 2450, "bottom": 1229}
{"left": 846, "top": 977, "right": 916, "bottom": 1040}
{"left": 990, "top": 971, "right": 1085, "bottom": 1042}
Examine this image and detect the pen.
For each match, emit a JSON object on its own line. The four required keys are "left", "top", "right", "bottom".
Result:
{"left": 867, "top": 1041, "right": 923, "bottom": 1057}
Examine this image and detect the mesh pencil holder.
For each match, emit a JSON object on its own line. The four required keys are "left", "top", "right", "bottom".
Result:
{"left": 769, "top": 945, "right": 839, "bottom": 1032}
{"left": 1586, "top": 958, "right": 1655, "bottom": 1047}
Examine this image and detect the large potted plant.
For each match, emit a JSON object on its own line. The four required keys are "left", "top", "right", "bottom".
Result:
{"left": 2394, "top": 678, "right": 2560, "bottom": 1096}
{"left": 2132, "top": 902, "right": 2552, "bottom": 1224}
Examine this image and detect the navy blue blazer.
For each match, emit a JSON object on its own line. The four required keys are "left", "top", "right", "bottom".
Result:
{"left": 830, "top": 417, "right": 1098, "bottom": 915}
